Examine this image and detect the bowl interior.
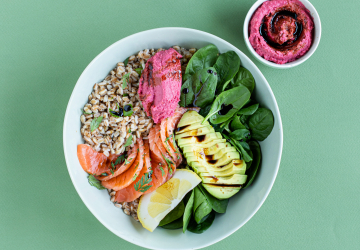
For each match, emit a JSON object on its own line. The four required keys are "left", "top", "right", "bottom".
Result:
{"left": 243, "top": 0, "right": 322, "bottom": 69}
{"left": 63, "top": 28, "right": 283, "bottom": 250}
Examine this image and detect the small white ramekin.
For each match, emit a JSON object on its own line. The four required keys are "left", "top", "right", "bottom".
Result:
{"left": 243, "top": 0, "right": 321, "bottom": 69}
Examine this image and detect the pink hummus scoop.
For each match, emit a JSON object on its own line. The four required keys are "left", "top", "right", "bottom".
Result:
{"left": 138, "top": 48, "right": 182, "bottom": 123}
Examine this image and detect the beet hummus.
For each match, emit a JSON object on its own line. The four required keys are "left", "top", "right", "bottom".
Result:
{"left": 138, "top": 48, "right": 182, "bottom": 123}
{"left": 249, "top": 0, "right": 314, "bottom": 64}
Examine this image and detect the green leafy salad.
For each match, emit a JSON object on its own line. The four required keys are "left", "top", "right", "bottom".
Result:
{"left": 158, "top": 44, "right": 275, "bottom": 233}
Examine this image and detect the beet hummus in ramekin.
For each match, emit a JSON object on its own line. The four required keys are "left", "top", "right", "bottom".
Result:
{"left": 249, "top": 0, "right": 314, "bottom": 64}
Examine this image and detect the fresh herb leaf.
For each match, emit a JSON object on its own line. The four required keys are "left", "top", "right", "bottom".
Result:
{"left": 124, "top": 135, "right": 133, "bottom": 147}
{"left": 132, "top": 174, "right": 138, "bottom": 181}
{"left": 90, "top": 116, "right": 103, "bottom": 132}
{"left": 165, "top": 134, "right": 173, "bottom": 142}
{"left": 202, "top": 85, "right": 250, "bottom": 125}
{"left": 134, "top": 174, "right": 152, "bottom": 192}
{"left": 114, "top": 154, "right": 126, "bottom": 165}
{"left": 110, "top": 169, "right": 114, "bottom": 175}
{"left": 109, "top": 109, "right": 121, "bottom": 118}
{"left": 87, "top": 175, "right": 105, "bottom": 190}
{"left": 122, "top": 72, "right": 131, "bottom": 89}
{"left": 123, "top": 57, "right": 129, "bottom": 67}
{"left": 159, "top": 201, "right": 185, "bottom": 226}
{"left": 159, "top": 166, "right": 165, "bottom": 176}
{"left": 123, "top": 93, "right": 129, "bottom": 97}
{"left": 101, "top": 173, "right": 108, "bottom": 176}
{"left": 123, "top": 104, "right": 133, "bottom": 116}
{"left": 128, "top": 128, "right": 131, "bottom": 133}
{"left": 135, "top": 67, "right": 142, "bottom": 76}
{"left": 81, "top": 109, "right": 91, "bottom": 115}
{"left": 124, "top": 158, "right": 131, "bottom": 165}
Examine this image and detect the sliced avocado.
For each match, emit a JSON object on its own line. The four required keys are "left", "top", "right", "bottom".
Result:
{"left": 181, "top": 139, "right": 226, "bottom": 152}
{"left": 188, "top": 151, "right": 240, "bottom": 168}
{"left": 185, "top": 147, "right": 237, "bottom": 161}
{"left": 175, "top": 122, "right": 209, "bottom": 134}
{"left": 202, "top": 160, "right": 247, "bottom": 177}
{"left": 177, "top": 132, "right": 221, "bottom": 147}
{"left": 176, "top": 111, "right": 205, "bottom": 128}
{"left": 183, "top": 142, "right": 236, "bottom": 158}
{"left": 175, "top": 126, "right": 215, "bottom": 140}
{"left": 202, "top": 184, "right": 241, "bottom": 200}
{"left": 209, "top": 159, "right": 246, "bottom": 171}
{"left": 201, "top": 174, "right": 247, "bottom": 185}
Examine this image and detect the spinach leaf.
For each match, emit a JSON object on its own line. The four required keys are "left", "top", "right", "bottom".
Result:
{"left": 229, "top": 129, "right": 251, "bottom": 141}
{"left": 160, "top": 217, "right": 183, "bottom": 229}
{"left": 237, "top": 104, "right": 259, "bottom": 116}
{"left": 203, "top": 85, "right": 250, "bottom": 124}
{"left": 183, "top": 190, "right": 194, "bottom": 233}
{"left": 230, "top": 115, "right": 246, "bottom": 130}
{"left": 231, "top": 67, "right": 255, "bottom": 93}
{"left": 159, "top": 201, "right": 185, "bottom": 226}
{"left": 214, "top": 51, "right": 241, "bottom": 92}
{"left": 194, "top": 199, "right": 212, "bottom": 224}
{"left": 240, "top": 115, "right": 250, "bottom": 129}
{"left": 193, "top": 186, "right": 206, "bottom": 212}
{"left": 243, "top": 141, "right": 261, "bottom": 189}
{"left": 198, "top": 184, "right": 228, "bottom": 213}
{"left": 246, "top": 150, "right": 253, "bottom": 170}
{"left": 123, "top": 57, "right": 129, "bottom": 67}
{"left": 249, "top": 108, "right": 274, "bottom": 141}
{"left": 179, "top": 67, "right": 218, "bottom": 108}
{"left": 221, "top": 118, "right": 232, "bottom": 133}
{"left": 187, "top": 210, "right": 216, "bottom": 234}
{"left": 87, "top": 175, "right": 105, "bottom": 190}
{"left": 199, "top": 104, "right": 212, "bottom": 117}
{"left": 223, "top": 133, "right": 253, "bottom": 162}
{"left": 185, "top": 44, "right": 219, "bottom": 76}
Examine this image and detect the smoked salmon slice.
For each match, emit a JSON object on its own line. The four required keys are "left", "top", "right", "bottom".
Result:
{"left": 143, "top": 152, "right": 169, "bottom": 194}
{"left": 97, "top": 144, "right": 138, "bottom": 181}
{"left": 114, "top": 140, "right": 152, "bottom": 202}
{"left": 102, "top": 138, "right": 145, "bottom": 191}
{"left": 160, "top": 118, "right": 182, "bottom": 166}
{"left": 77, "top": 144, "right": 118, "bottom": 176}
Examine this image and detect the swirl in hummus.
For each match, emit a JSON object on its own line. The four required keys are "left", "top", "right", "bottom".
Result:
{"left": 249, "top": 0, "right": 314, "bottom": 64}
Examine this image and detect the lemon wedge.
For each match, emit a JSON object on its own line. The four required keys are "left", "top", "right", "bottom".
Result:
{"left": 137, "top": 169, "right": 201, "bottom": 232}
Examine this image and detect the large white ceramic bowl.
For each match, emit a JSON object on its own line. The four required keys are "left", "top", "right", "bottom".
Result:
{"left": 63, "top": 27, "right": 283, "bottom": 250}
{"left": 243, "top": 0, "right": 321, "bottom": 69}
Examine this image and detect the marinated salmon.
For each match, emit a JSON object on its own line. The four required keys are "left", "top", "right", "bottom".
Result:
{"left": 114, "top": 140, "right": 152, "bottom": 202}
{"left": 96, "top": 144, "right": 138, "bottom": 181}
{"left": 143, "top": 152, "right": 169, "bottom": 194}
{"left": 77, "top": 144, "right": 118, "bottom": 176}
{"left": 102, "top": 138, "right": 145, "bottom": 191}
{"left": 160, "top": 119, "right": 181, "bottom": 166}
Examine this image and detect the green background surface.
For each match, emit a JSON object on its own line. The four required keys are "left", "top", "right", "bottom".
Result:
{"left": 1, "top": 0, "right": 359, "bottom": 249}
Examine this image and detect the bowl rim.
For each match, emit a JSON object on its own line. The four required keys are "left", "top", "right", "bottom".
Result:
{"left": 243, "top": 0, "right": 322, "bottom": 69}
{"left": 63, "top": 27, "right": 283, "bottom": 249}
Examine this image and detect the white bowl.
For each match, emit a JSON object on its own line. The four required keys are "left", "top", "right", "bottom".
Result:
{"left": 63, "top": 27, "right": 283, "bottom": 250}
{"left": 243, "top": 0, "right": 321, "bottom": 69}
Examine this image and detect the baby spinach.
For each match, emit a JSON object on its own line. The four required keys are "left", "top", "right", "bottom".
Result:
{"left": 198, "top": 184, "right": 228, "bottom": 213}
{"left": 243, "top": 141, "right": 261, "bottom": 189}
{"left": 223, "top": 133, "right": 253, "bottom": 162}
{"left": 230, "top": 115, "right": 246, "bottom": 130}
{"left": 199, "top": 104, "right": 212, "bottom": 117}
{"left": 185, "top": 44, "right": 219, "bottom": 76}
{"left": 214, "top": 51, "right": 241, "bottom": 92}
{"left": 203, "top": 85, "right": 251, "bottom": 124}
{"left": 194, "top": 199, "right": 212, "bottom": 224}
{"left": 238, "top": 103, "right": 259, "bottom": 116}
{"left": 183, "top": 190, "right": 195, "bottom": 233}
{"left": 160, "top": 217, "right": 183, "bottom": 229}
{"left": 249, "top": 108, "right": 274, "bottom": 141}
{"left": 187, "top": 211, "right": 216, "bottom": 234}
{"left": 159, "top": 201, "right": 185, "bottom": 226}
{"left": 231, "top": 67, "right": 255, "bottom": 93}
{"left": 193, "top": 186, "right": 206, "bottom": 212}
{"left": 179, "top": 67, "right": 218, "bottom": 108}
{"left": 229, "top": 129, "right": 251, "bottom": 141}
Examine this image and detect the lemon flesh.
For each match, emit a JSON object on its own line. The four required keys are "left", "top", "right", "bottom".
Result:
{"left": 137, "top": 169, "right": 201, "bottom": 232}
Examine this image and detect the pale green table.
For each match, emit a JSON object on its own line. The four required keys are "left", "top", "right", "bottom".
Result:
{"left": 1, "top": 0, "right": 359, "bottom": 249}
